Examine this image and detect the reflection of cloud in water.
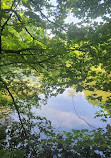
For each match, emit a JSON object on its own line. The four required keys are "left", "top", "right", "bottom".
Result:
{"left": 34, "top": 106, "right": 91, "bottom": 130}
{"left": 59, "top": 88, "right": 84, "bottom": 98}
{"left": 38, "top": 108, "right": 86, "bottom": 128}
{"left": 33, "top": 88, "right": 111, "bottom": 131}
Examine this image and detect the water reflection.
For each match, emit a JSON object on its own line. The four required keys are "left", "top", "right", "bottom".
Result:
{"left": 33, "top": 88, "right": 111, "bottom": 132}
{"left": 0, "top": 106, "right": 11, "bottom": 125}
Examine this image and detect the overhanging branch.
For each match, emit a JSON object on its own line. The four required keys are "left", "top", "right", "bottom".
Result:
{"left": 1, "top": 0, "right": 18, "bottom": 32}
{"left": 0, "top": 76, "right": 27, "bottom": 137}
{"left": 1, "top": 46, "right": 88, "bottom": 54}
{"left": 1, "top": 48, "right": 45, "bottom": 54}
{"left": 11, "top": 9, "right": 43, "bottom": 43}
{"left": 40, "top": 10, "right": 67, "bottom": 32}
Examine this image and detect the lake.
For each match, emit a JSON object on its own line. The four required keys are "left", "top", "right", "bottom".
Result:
{"left": 0, "top": 87, "right": 111, "bottom": 133}
{"left": 31, "top": 88, "right": 111, "bottom": 132}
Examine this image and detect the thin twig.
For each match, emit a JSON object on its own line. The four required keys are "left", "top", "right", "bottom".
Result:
{"left": 40, "top": 10, "right": 67, "bottom": 32}
{"left": 71, "top": 97, "right": 97, "bottom": 129}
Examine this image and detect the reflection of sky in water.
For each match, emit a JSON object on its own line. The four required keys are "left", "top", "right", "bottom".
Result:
{"left": 33, "top": 88, "right": 111, "bottom": 132}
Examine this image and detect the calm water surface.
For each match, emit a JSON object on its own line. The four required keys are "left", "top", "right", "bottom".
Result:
{"left": 1, "top": 88, "right": 110, "bottom": 132}
{"left": 33, "top": 88, "right": 111, "bottom": 132}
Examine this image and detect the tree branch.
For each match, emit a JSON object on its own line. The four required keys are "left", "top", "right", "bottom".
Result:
{"left": 11, "top": 9, "right": 43, "bottom": 43}
{"left": 3, "top": 8, "right": 43, "bottom": 43}
{"left": 1, "top": 46, "right": 87, "bottom": 54}
{"left": 1, "top": 13, "right": 12, "bottom": 32}
{"left": 40, "top": 10, "right": 66, "bottom": 32}
{"left": 0, "top": 76, "right": 27, "bottom": 137}
{"left": 6, "top": 21, "right": 38, "bottom": 26}
{"left": 1, "top": 48, "right": 45, "bottom": 54}
{"left": 44, "top": 4, "right": 57, "bottom": 7}
{"left": 20, "top": 53, "right": 41, "bottom": 71}
{"left": 0, "top": 52, "right": 60, "bottom": 67}
{"left": 1, "top": 0, "right": 17, "bottom": 32}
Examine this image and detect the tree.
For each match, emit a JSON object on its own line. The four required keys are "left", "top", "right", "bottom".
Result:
{"left": 0, "top": 0, "right": 111, "bottom": 157}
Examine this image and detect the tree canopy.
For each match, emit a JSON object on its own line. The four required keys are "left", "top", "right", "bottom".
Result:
{"left": 0, "top": 0, "right": 111, "bottom": 157}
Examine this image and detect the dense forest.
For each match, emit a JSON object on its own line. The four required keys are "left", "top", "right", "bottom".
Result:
{"left": 0, "top": 0, "right": 111, "bottom": 157}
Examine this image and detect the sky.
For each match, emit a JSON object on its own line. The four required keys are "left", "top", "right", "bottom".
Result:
{"left": 48, "top": 0, "right": 104, "bottom": 26}
{"left": 50, "top": 0, "right": 81, "bottom": 24}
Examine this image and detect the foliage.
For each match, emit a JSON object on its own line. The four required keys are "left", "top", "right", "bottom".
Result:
{"left": 0, "top": 149, "right": 24, "bottom": 158}
{"left": 0, "top": 122, "right": 111, "bottom": 158}
{"left": 1, "top": 0, "right": 111, "bottom": 101}
{"left": 0, "top": 0, "right": 111, "bottom": 157}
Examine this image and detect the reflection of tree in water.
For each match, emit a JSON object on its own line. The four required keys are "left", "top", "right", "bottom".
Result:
{"left": 67, "top": 88, "right": 97, "bottom": 129}
{"left": 67, "top": 89, "right": 82, "bottom": 98}
{"left": 84, "top": 90, "right": 111, "bottom": 120}
{"left": 84, "top": 90, "right": 111, "bottom": 105}
{"left": 0, "top": 106, "right": 11, "bottom": 125}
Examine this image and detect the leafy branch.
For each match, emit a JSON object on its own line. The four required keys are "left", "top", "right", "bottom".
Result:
{"left": 2, "top": 8, "right": 43, "bottom": 44}
{"left": 1, "top": 0, "right": 18, "bottom": 32}
{"left": 0, "top": 76, "right": 27, "bottom": 137}
{"left": 1, "top": 48, "right": 45, "bottom": 54}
